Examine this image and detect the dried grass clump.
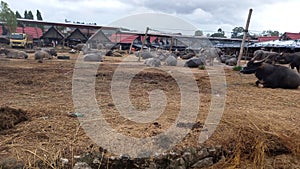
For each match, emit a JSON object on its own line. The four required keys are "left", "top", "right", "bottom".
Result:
{"left": 214, "top": 123, "right": 297, "bottom": 169}
{"left": 0, "top": 106, "right": 28, "bottom": 131}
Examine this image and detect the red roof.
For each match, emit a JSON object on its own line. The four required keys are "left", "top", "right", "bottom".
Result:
{"left": 257, "top": 36, "right": 279, "bottom": 42}
{"left": 15, "top": 27, "right": 43, "bottom": 39}
{"left": 282, "top": 32, "right": 300, "bottom": 40}
{"left": 141, "top": 36, "right": 157, "bottom": 43}
{"left": 110, "top": 34, "right": 138, "bottom": 43}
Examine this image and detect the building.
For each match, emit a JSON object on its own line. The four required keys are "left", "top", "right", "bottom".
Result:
{"left": 257, "top": 36, "right": 279, "bottom": 42}
{"left": 280, "top": 32, "right": 300, "bottom": 40}
{"left": 65, "top": 28, "right": 88, "bottom": 46}
{"left": 40, "top": 26, "right": 64, "bottom": 46}
{"left": 248, "top": 32, "right": 300, "bottom": 53}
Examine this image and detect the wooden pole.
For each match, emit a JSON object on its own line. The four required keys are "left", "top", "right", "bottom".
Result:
{"left": 169, "top": 37, "right": 174, "bottom": 52}
{"left": 129, "top": 40, "right": 134, "bottom": 54}
{"left": 138, "top": 27, "right": 149, "bottom": 62}
{"left": 237, "top": 9, "right": 253, "bottom": 66}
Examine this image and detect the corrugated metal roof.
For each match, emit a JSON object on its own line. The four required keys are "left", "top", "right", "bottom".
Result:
{"left": 258, "top": 36, "right": 279, "bottom": 42}
{"left": 41, "top": 26, "right": 64, "bottom": 39}
{"left": 248, "top": 39, "right": 300, "bottom": 48}
{"left": 281, "top": 32, "right": 300, "bottom": 40}
{"left": 140, "top": 36, "right": 158, "bottom": 43}
{"left": 110, "top": 34, "right": 138, "bottom": 43}
{"left": 15, "top": 27, "right": 43, "bottom": 39}
{"left": 66, "top": 28, "right": 87, "bottom": 41}
{"left": 0, "top": 26, "right": 43, "bottom": 38}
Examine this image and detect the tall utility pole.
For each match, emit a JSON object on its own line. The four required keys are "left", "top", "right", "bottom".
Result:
{"left": 138, "top": 27, "right": 149, "bottom": 62}
{"left": 237, "top": 9, "right": 253, "bottom": 66}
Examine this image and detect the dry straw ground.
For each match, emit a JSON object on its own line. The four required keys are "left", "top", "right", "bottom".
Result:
{"left": 0, "top": 52, "right": 299, "bottom": 168}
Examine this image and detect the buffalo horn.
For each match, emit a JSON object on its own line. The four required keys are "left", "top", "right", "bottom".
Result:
{"left": 254, "top": 55, "right": 271, "bottom": 63}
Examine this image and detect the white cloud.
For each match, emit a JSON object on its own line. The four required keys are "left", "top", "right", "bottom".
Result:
{"left": 109, "top": 13, "right": 197, "bottom": 35}
{"left": 4, "top": 0, "right": 300, "bottom": 36}
{"left": 181, "top": 8, "right": 213, "bottom": 24}
{"left": 251, "top": 0, "right": 300, "bottom": 33}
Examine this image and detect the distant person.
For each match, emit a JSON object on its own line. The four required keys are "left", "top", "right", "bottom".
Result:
{"left": 52, "top": 40, "right": 56, "bottom": 47}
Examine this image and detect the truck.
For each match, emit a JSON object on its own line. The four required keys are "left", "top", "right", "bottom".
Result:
{"left": 10, "top": 33, "right": 33, "bottom": 48}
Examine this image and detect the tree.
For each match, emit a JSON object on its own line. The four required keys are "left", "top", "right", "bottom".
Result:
{"left": 231, "top": 26, "right": 244, "bottom": 38}
{"left": 24, "top": 10, "right": 28, "bottom": 19}
{"left": 217, "top": 28, "right": 223, "bottom": 33}
{"left": 15, "top": 10, "right": 23, "bottom": 27}
{"left": 27, "top": 10, "right": 33, "bottom": 20}
{"left": 1, "top": 23, "right": 7, "bottom": 35}
{"left": 15, "top": 10, "right": 21, "bottom": 18}
{"left": 261, "top": 30, "right": 279, "bottom": 37}
{"left": 0, "top": 1, "right": 17, "bottom": 33}
{"left": 210, "top": 28, "right": 226, "bottom": 38}
{"left": 36, "top": 9, "right": 44, "bottom": 31}
{"left": 194, "top": 30, "right": 203, "bottom": 36}
{"left": 36, "top": 9, "right": 42, "bottom": 20}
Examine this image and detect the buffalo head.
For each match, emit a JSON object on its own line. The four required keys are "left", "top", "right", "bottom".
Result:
{"left": 49, "top": 49, "right": 57, "bottom": 56}
{"left": 240, "top": 55, "right": 271, "bottom": 74}
{"left": 274, "top": 53, "right": 289, "bottom": 64}
{"left": 240, "top": 60, "right": 264, "bottom": 74}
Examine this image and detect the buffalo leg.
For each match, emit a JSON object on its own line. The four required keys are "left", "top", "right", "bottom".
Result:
{"left": 256, "top": 80, "right": 267, "bottom": 88}
{"left": 261, "top": 83, "right": 276, "bottom": 88}
{"left": 255, "top": 80, "right": 260, "bottom": 86}
{"left": 255, "top": 80, "right": 264, "bottom": 87}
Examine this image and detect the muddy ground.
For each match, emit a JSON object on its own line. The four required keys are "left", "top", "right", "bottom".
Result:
{"left": 0, "top": 51, "right": 299, "bottom": 168}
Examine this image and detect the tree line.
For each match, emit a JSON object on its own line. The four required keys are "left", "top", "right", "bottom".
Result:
{"left": 0, "top": 1, "right": 16, "bottom": 33}
{"left": 15, "top": 9, "right": 43, "bottom": 21}
{"left": 195, "top": 27, "right": 280, "bottom": 39}
{"left": 0, "top": 1, "right": 44, "bottom": 34}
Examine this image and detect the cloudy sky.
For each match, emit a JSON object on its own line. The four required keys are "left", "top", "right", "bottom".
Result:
{"left": 4, "top": 0, "right": 300, "bottom": 36}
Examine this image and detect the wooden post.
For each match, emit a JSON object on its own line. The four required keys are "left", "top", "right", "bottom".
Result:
{"left": 169, "top": 37, "right": 174, "bottom": 52}
{"left": 62, "top": 37, "right": 65, "bottom": 49}
{"left": 237, "top": 9, "right": 253, "bottom": 66}
{"left": 129, "top": 40, "right": 134, "bottom": 54}
{"left": 138, "top": 27, "right": 149, "bottom": 62}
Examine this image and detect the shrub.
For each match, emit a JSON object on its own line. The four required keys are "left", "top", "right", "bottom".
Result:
{"left": 198, "top": 65, "right": 206, "bottom": 70}
{"left": 233, "top": 65, "right": 242, "bottom": 71}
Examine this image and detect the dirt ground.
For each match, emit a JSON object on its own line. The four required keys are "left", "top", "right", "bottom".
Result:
{"left": 0, "top": 51, "right": 299, "bottom": 169}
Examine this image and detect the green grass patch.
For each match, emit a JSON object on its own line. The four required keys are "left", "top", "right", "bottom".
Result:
{"left": 198, "top": 65, "right": 206, "bottom": 70}
{"left": 232, "top": 65, "right": 242, "bottom": 71}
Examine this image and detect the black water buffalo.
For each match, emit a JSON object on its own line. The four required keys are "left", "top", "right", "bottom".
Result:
{"left": 83, "top": 52, "right": 102, "bottom": 62}
{"left": 184, "top": 57, "right": 205, "bottom": 68}
{"left": 240, "top": 59, "right": 300, "bottom": 89}
{"left": 134, "top": 51, "right": 154, "bottom": 59}
{"left": 71, "top": 43, "right": 85, "bottom": 51}
{"left": 0, "top": 48, "right": 28, "bottom": 59}
{"left": 219, "top": 55, "right": 237, "bottom": 66}
{"left": 225, "top": 57, "right": 237, "bottom": 66}
{"left": 276, "top": 52, "right": 300, "bottom": 73}
{"left": 180, "top": 52, "right": 195, "bottom": 60}
{"left": 251, "top": 50, "right": 279, "bottom": 64}
{"left": 144, "top": 57, "right": 161, "bottom": 67}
